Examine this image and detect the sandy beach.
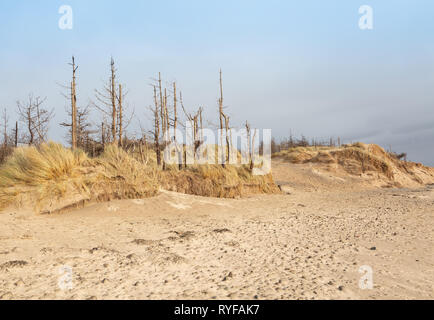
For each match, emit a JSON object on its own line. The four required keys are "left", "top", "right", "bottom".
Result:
{"left": 1, "top": 159, "right": 433, "bottom": 300}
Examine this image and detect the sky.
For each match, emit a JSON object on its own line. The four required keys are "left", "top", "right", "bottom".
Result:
{"left": 0, "top": 0, "right": 433, "bottom": 164}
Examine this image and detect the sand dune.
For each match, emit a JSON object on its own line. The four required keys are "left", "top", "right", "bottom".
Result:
{"left": 0, "top": 160, "right": 433, "bottom": 300}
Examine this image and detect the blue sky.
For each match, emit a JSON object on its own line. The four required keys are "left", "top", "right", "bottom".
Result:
{"left": 0, "top": 0, "right": 434, "bottom": 164}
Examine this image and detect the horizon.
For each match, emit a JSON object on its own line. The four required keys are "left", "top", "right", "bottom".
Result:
{"left": 1, "top": 0, "right": 433, "bottom": 165}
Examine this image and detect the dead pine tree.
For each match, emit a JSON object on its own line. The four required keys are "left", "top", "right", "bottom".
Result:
{"left": 179, "top": 92, "right": 188, "bottom": 168}
{"left": 70, "top": 56, "right": 78, "bottom": 150}
{"left": 222, "top": 112, "right": 230, "bottom": 164}
{"left": 14, "top": 121, "right": 18, "bottom": 147}
{"left": 157, "top": 73, "right": 168, "bottom": 170}
{"left": 17, "top": 95, "right": 54, "bottom": 145}
{"left": 17, "top": 96, "right": 35, "bottom": 145}
{"left": 118, "top": 84, "right": 123, "bottom": 147}
{"left": 218, "top": 69, "right": 225, "bottom": 168}
{"left": 34, "top": 97, "right": 54, "bottom": 143}
{"left": 251, "top": 129, "right": 257, "bottom": 171}
{"left": 163, "top": 87, "right": 170, "bottom": 147}
{"left": 75, "top": 105, "right": 94, "bottom": 150}
{"left": 194, "top": 108, "right": 204, "bottom": 157}
{"left": 245, "top": 121, "right": 258, "bottom": 171}
{"left": 138, "top": 135, "right": 148, "bottom": 164}
{"left": 94, "top": 57, "right": 119, "bottom": 145}
{"left": 152, "top": 86, "right": 162, "bottom": 166}
{"left": 199, "top": 108, "right": 204, "bottom": 143}
{"left": 180, "top": 91, "right": 203, "bottom": 164}
{"left": 164, "top": 88, "right": 169, "bottom": 141}
{"left": 110, "top": 58, "right": 117, "bottom": 143}
{"left": 172, "top": 82, "right": 183, "bottom": 170}
{"left": 245, "top": 121, "right": 252, "bottom": 170}
{"left": 101, "top": 122, "right": 106, "bottom": 147}
{"left": 190, "top": 108, "right": 203, "bottom": 162}
{"left": 60, "top": 56, "right": 79, "bottom": 150}
{"left": 173, "top": 83, "right": 177, "bottom": 142}
{"left": 115, "top": 83, "right": 133, "bottom": 149}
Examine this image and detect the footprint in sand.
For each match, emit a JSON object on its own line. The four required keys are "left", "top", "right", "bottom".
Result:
{"left": 0, "top": 260, "right": 28, "bottom": 270}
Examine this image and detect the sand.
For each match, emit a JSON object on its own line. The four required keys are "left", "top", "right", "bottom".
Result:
{"left": 0, "top": 160, "right": 433, "bottom": 300}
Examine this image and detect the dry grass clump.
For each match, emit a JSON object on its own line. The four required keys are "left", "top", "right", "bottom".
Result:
{"left": 0, "top": 143, "right": 159, "bottom": 213}
{"left": 272, "top": 145, "right": 337, "bottom": 163}
{"left": 0, "top": 143, "right": 92, "bottom": 210}
{"left": 0, "top": 142, "right": 89, "bottom": 187}
{"left": 328, "top": 146, "right": 394, "bottom": 178}
{"left": 161, "top": 164, "right": 278, "bottom": 198}
{"left": 273, "top": 142, "right": 395, "bottom": 178}
{"left": 92, "top": 144, "right": 160, "bottom": 202}
{"left": 274, "top": 142, "right": 434, "bottom": 187}
{"left": 0, "top": 143, "right": 278, "bottom": 213}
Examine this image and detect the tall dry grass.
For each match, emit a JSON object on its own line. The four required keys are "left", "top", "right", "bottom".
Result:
{"left": 0, "top": 142, "right": 159, "bottom": 212}
{"left": 0, "top": 142, "right": 278, "bottom": 213}
{"left": 272, "top": 142, "right": 395, "bottom": 178}
{"left": 161, "top": 163, "right": 278, "bottom": 198}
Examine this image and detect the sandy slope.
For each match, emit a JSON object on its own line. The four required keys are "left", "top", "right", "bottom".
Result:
{"left": 0, "top": 160, "right": 433, "bottom": 300}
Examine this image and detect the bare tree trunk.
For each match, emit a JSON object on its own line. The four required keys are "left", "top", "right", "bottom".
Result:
{"left": 27, "top": 108, "right": 33, "bottom": 146}
{"left": 223, "top": 113, "right": 230, "bottom": 163}
{"left": 101, "top": 122, "right": 105, "bottom": 147}
{"left": 179, "top": 92, "right": 188, "bottom": 169}
{"left": 118, "top": 84, "right": 123, "bottom": 147}
{"left": 14, "top": 121, "right": 18, "bottom": 148}
{"left": 110, "top": 58, "right": 117, "bottom": 143}
{"left": 251, "top": 129, "right": 257, "bottom": 172}
{"left": 199, "top": 108, "right": 203, "bottom": 143}
{"left": 164, "top": 88, "right": 169, "bottom": 141}
{"left": 153, "top": 86, "right": 161, "bottom": 166}
{"left": 219, "top": 69, "right": 225, "bottom": 167}
{"left": 163, "top": 88, "right": 169, "bottom": 170}
{"left": 173, "top": 82, "right": 182, "bottom": 170}
{"left": 173, "top": 83, "right": 177, "bottom": 141}
{"left": 193, "top": 114, "right": 198, "bottom": 158}
{"left": 195, "top": 108, "right": 204, "bottom": 158}
{"left": 158, "top": 73, "right": 164, "bottom": 135}
{"left": 246, "top": 121, "right": 256, "bottom": 172}
{"left": 33, "top": 97, "right": 53, "bottom": 143}
{"left": 139, "top": 137, "right": 145, "bottom": 164}
{"left": 158, "top": 73, "right": 166, "bottom": 169}
{"left": 70, "top": 56, "right": 78, "bottom": 150}
{"left": 71, "top": 80, "right": 77, "bottom": 150}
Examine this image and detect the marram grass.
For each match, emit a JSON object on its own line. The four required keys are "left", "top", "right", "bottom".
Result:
{"left": 0, "top": 142, "right": 278, "bottom": 213}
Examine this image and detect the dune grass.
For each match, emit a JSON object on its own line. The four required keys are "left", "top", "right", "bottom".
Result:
{"left": 0, "top": 142, "right": 88, "bottom": 187}
{"left": 0, "top": 142, "right": 278, "bottom": 213}
{"left": 273, "top": 142, "right": 395, "bottom": 178}
{"left": 161, "top": 163, "right": 278, "bottom": 198}
{"left": 0, "top": 143, "right": 159, "bottom": 212}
